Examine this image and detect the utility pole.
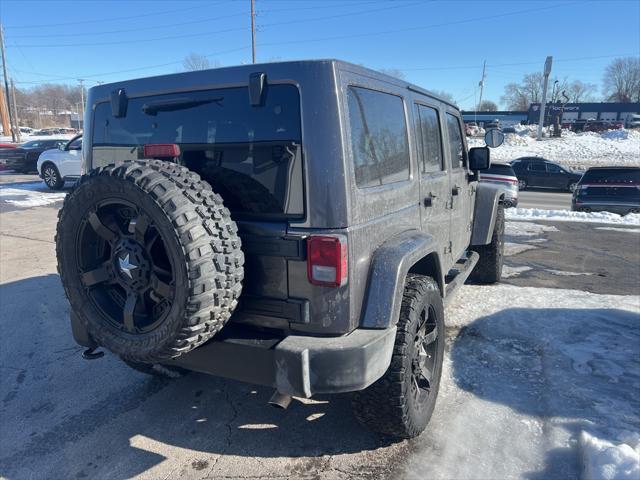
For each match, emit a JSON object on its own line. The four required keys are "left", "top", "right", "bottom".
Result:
{"left": 477, "top": 60, "right": 486, "bottom": 111}
{"left": 250, "top": 0, "right": 256, "bottom": 64}
{"left": 0, "top": 24, "right": 17, "bottom": 142}
{"left": 10, "top": 78, "right": 20, "bottom": 142}
{"left": 78, "top": 79, "right": 85, "bottom": 131}
{"left": 537, "top": 56, "right": 553, "bottom": 141}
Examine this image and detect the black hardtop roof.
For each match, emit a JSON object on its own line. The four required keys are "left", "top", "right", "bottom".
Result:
{"left": 585, "top": 166, "right": 640, "bottom": 171}
{"left": 89, "top": 59, "right": 458, "bottom": 110}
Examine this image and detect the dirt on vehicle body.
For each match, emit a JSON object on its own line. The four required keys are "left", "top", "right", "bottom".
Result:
{"left": 56, "top": 60, "right": 505, "bottom": 438}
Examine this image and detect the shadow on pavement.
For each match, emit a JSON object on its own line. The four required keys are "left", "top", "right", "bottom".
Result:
{"left": 450, "top": 307, "right": 640, "bottom": 479}
{"left": 0, "top": 274, "right": 400, "bottom": 479}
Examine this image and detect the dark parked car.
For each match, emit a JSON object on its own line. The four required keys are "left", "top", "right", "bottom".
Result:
{"left": 510, "top": 157, "right": 582, "bottom": 192}
{"left": 501, "top": 126, "right": 516, "bottom": 134}
{"left": 572, "top": 167, "right": 640, "bottom": 215}
{"left": 0, "top": 139, "right": 68, "bottom": 173}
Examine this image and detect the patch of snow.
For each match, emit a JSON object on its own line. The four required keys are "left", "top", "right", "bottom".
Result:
{"left": 544, "top": 269, "right": 594, "bottom": 277}
{"left": 506, "top": 208, "right": 640, "bottom": 226}
{"left": 505, "top": 221, "right": 559, "bottom": 237}
{"left": 400, "top": 284, "right": 640, "bottom": 479}
{"left": 502, "top": 265, "right": 533, "bottom": 278}
{"left": 581, "top": 431, "right": 640, "bottom": 480}
{"left": 504, "top": 241, "right": 538, "bottom": 256}
{"left": 0, "top": 181, "right": 67, "bottom": 208}
{"left": 596, "top": 227, "right": 640, "bottom": 234}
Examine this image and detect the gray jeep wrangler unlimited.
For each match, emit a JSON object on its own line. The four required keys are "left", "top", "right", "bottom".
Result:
{"left": 56, "top": 60, "right": 505, "bottom": 439}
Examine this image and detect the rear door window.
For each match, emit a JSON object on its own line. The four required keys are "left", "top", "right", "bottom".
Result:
{"left": 92, "top": 85, "right": 303, "bottom": 219}
{"left": 445, "top": 113, "right": 466, "bottom": 169}
{"left": 347, "top": 86, "right": 410, "bottom": 188}
{"left": 528, "top": 163, "right": 546, "bottom": 172}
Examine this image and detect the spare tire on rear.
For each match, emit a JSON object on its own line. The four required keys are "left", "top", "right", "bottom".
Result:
{"left": 56, "top": 160, "right": 244, "bottom": 362}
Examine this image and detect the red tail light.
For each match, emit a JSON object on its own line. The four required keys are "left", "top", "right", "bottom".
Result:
{"left": 143, "top": 143, "right": 180, "bottom": 158}
{"left": 307, "top": 235, "right": 348, "bottom": 287}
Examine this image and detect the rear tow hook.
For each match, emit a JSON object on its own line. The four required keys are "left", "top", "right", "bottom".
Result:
{"left": 82, "top": 347, "right": 105, "bottom": 360}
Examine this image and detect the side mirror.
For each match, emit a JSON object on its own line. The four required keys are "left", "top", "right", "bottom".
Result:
{"left": 469, "top": 147, "right": 490, "bottom": 171}
{"left": 484, "top": 129, "right": 505, "bottom": 148}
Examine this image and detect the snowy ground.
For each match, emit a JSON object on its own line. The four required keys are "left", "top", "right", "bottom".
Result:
{"left": 506, "top": 208, "right": 640, "bottom": 226}
{"left": 0, "top": 134, "right": 76, "bottom": 143}
{"left": 1, "top": 178, "right": 639, "bottom": 479}
{"left": 400, "top": 284, "right": 640, "bottom": 480}
{"left": 470, "top": 126, "right": 640, "bottom": 170}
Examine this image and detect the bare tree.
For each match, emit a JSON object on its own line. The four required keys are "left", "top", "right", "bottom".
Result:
{"left": 378, "top": 68, "right": 406, "bottom": 80}
{"left": 183, "top": 53, "right": 213, "bottom": 71}
{"left": 565, "top": 80, "right": 597, "bottom": 103}
{"left": 501, "top": 72, "right": 543, "bottom": 110}
{"left": 477, "top": 100, "right": 498, "bottom": 111}
{"left": 602, "top": 57, "right": 640, "bottom": 102}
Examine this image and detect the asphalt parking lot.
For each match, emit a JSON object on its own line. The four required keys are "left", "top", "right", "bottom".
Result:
{"left": 1, "top": 177, "right": 638, "bottom": 479}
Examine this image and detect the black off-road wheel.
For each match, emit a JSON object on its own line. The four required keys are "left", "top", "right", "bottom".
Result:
{"left": 469, "top": 204, "right": 505, "bottom": 284}
{"left": 42, "top": 163, "right": 64, "bottom": 190}
{"left": 352, "top": 274, "right": 445, "bottom": 439}
{"left": 56, "top": 160, "right": 244, "bottom": 363}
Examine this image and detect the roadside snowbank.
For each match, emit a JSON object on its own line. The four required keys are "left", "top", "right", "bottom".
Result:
{"left": 470, "top": 128, "right": 640, "bottom": 169}
{"left": 581, "top": 431, "right": 640, "bottom": 480}
{"left": 506, "top": 208, "right": 640, "bottom": 225}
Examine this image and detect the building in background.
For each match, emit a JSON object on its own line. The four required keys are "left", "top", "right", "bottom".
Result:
{"left": 528, "top": 102, "right": 640, "bottom": 126}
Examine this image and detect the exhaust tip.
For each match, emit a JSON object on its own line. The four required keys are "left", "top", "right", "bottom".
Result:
{"left": 268, "top": 391, "right": 292, "bottom": 410}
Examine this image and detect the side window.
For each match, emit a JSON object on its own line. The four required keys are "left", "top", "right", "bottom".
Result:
{"left": 546, "top": 163, "right": 561, "bottom": 173}
{"left": 529, "top": 163, "right": 546, "bottom": 172}
{"left": 445, "top": 113, "right": 466, "bottom": 169}
{"left": 69, "top": 138, "right": 82, "bottom": 149}
{"left": 416, "top": 104, "right": 443, "bottom": 173}
{"left": 347, "top": 86, "right": 410, "bottom": 188}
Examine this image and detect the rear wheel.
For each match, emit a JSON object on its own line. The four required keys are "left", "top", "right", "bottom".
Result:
{"left": 469, "top": 204, "right": 505, "bottom": 284}
{"left": 352, "top": 275, "right": 445, "bottom": 439}
{"left": 56, "top": 160, "right": 244, "bottom": 363}
{"left": 42, "top": 163, "right": 64, "bottom": 190}
{"left": 518, "top": 179, "right": 527, "bottom": 190}
{"left": 568, "top": 181, "right": 578, "bottom": 192}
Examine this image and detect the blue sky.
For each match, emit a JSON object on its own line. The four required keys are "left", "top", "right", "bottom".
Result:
{"left": 1, "top": 0, "right": 639, "bottom": 109}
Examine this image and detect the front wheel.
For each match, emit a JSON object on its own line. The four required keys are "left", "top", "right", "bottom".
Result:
{"left": 352, "top": 274, "right": 445, "bottom": 439}
{"left": 42, "top": 164, "right": 64, "bottom": 190}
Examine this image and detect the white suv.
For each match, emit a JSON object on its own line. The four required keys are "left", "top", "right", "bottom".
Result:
{"left": 37, "top": 135, "right": 82, "bottom": 189}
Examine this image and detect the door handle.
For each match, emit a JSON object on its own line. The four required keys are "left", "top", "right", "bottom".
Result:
{"left": 452, "top": 186, "right": 460, "bottom": 196}
{"left": 424, "top": 194, "right": 436, "bottom": 207}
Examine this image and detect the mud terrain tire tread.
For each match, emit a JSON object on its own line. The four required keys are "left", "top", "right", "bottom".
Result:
{"left": 56, "top": 160, "right": 244, "bottom": 362}
{"left": 352, "top": 274, "right": 445, "bottom": 439}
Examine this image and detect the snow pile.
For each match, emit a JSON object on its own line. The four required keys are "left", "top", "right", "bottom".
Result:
{"left": 506, "top": 208, "right": 640, "bottom": 225}
{"left": 400, "top": 284, "right": 640, "bottom": 479}
{"left": 581, "top": 431, "right": 640, "bottom": 480}
{"left": 470, "top": 128, "right": 640, "bottom": 170}
{"left": 0, "top": 181, "right": 67, "bottom": 208}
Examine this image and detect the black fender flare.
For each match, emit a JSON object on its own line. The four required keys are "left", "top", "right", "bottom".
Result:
{"left": 471, "top": 183, "right": 503, "bottom": 246}
{"left": 360, "top": 230, "right": 442, "bottom": 329}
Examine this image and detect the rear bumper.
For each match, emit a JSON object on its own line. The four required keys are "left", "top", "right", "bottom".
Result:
{"left": 169, "top": 326, "right": 397, "bottom": 398}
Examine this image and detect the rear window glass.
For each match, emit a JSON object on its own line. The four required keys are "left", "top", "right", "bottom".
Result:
{"left": 347, "top": 86, "right": 410, "bottom": 188}
{"left": 581, "top": 168, "right": 640, "bottom": 184}
{"left": 487, "top": 164, "right": 516, "bottom": 176}
{"left": 92, "top": 85, "right": 303, "bottom": 218}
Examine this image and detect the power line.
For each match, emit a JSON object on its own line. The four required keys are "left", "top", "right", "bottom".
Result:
{"left": 3, "top": 2, "right": 225, "bottom": 29}
{"left": 7, "top": 0, "right": 422, "bottom": 48}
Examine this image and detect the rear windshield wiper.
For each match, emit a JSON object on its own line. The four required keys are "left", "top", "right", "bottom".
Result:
{"left": 142, "top": 97, "right": 223, "bottom": 115}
